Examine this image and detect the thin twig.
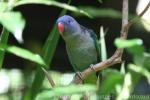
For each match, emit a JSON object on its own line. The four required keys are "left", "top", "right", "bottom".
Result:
{"left": 122, "top": 0, "right": 128, "bottom": 29}
{"left": 41, "top": 67, "right": 55, "bottom": 87}
{"left": 138, "top": 0, "right": 150, "bottom": 17}
{"left": 129, "top": 0, "right": 150, "bottom": 26}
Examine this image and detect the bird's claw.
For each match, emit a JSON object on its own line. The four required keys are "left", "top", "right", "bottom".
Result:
{"left": 90, "top": 64, "right": 96, "bottom": 72}
{"left": 76, "top": 72, "right": 83, "bottom": 81}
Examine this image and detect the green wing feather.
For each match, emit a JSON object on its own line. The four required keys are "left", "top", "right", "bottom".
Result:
{"left": 80, "top": 25, "right": 101, "bottom": 84}
{"left": 88, "top": 30, "right": 101, "bottom": 62}
{"left": 80, "top": 25, "right": 101, "bottom": 62}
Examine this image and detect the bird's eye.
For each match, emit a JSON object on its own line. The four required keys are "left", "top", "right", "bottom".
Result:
{"left": 68, "top": 20, "right": 71, "bottom": 23}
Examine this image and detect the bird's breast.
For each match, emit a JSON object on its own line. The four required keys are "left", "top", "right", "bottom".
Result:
{"left": 66, "top": 37, "right": 97, "bottom": 71}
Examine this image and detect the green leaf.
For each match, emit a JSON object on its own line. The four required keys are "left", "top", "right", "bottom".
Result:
{"left": 99, "top": 26, "right": 107, "bottom": 61}
{"left": 0, "top": 2, "right": 8, "bottom": 12}
{"left": 24, "top": 0, "right": 71, "bottom": 100}
{"left": 114, "top": 38, "right": 143, "bottom": 48}
{"left": 0, "top": 12, "right": 25, "bottom": 43}
{"left": 99, "top": 69, "right": 124, "bottom": 94}
{"left": 74, "top": 7, "right": 122, "bottom": 18}
{"left": 143, "top": 53, "right": 150, "bottom": 69}
{"left": 0, "top": 44, "right": 46, "bottom": 66}
{"left": 115, "top": 38, "right": 145, "bottom": 65}
{"left": 120, "top": 62, "right": 126, "bottom": 75}
{"left": 117, "top": 73, "right": 132, "bottom": 100}
{"left": 14, "top": 0, "right": 92, "bottom": 18}
{"left": 129, "top": 64, "right": 150, "bottom": 84}
{"left": 98, "top": 0, "right": 103, "bottom": 3}
{"left": 128, "top": 46, "right": 145, "bottom": 66}
{"left": 36, "top": 84, "right": 97, "bottom": 100}
{"left": 0, "top": 28, "right": 9, "bottom": 69}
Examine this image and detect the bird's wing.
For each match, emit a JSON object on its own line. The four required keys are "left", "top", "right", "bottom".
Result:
{"left": 80, "top": 25, "right": 102, "bottom": 85}
{"left": 80, "top": 25, "right": 101, "bottom": 62}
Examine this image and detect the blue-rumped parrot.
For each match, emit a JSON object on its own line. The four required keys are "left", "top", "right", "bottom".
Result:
{"left": 56, "top": 15, "right": 101, "bottom": 84}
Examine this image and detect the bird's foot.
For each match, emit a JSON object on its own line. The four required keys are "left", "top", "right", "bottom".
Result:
{"left": 90, "top": 64, "right": 96, "bottom": 72}
{"left": 76, "top": 72, "right": 83, "bottom": 81}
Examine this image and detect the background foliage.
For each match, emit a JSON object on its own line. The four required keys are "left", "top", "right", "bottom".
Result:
{"left": 0, "top": 0, "right": 150, "bottom": 100}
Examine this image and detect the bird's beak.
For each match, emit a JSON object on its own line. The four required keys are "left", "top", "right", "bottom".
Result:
{"left": 57, "top": 22, "right": 64, "bottom": 34}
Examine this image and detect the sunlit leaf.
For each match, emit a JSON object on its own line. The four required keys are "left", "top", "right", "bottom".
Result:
{"left": 99, "top": 26, "right": 107, "bottom": 61}
{"left": 0, "top": 12, "right": 25, "bottom": 43}
{"left": 99, "top": 69, "right": 124, "bottom": 94}
{"left": 74, "top": 7, "right": 122, "bottom": 18}
{"left": 129, "top": 64, "right": 150, "bottom": 84}
{"left": 115, "top": 38, "right": 143, "bottom": 48}
{"left": 120, "top": 62, "right": 126, "bottom": 75}
{"left": 14, "top": 0, "right": 92, "bottom": 18}
{"left": 115, "top": 38, "right": 145, "bottom": 66}
{"left": 36, "top": 84, "right": 97, "bottom": 100}
{"left": 0, "top": 2, "right": 8, "bottom": 12}
{"left": 117, "top": 73, "right": 132, "bottom": 100}
{"left": 136, "top": 0, "right": 150, "bottom": 32}
{"left": 0, "top": 44, "right": 46, "bottom": 66}
{"left": 0, "top": 28, "right": 9, "bottom": 69}
{"left": 8, "top": 69, "right": 24, "bottom": 90}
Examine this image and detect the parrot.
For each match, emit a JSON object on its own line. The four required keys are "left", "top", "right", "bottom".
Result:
{"left": 56, "top": 15, "right": 101, "bottom": 84}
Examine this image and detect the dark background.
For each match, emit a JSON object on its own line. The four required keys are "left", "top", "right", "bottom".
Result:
{"left": 2, "top": 0, "right": 150, "bottom": 72}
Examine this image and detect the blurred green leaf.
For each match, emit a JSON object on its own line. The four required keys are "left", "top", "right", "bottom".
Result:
{"left": 14, "top": 0, "right": 92, "bottom": 18}
{"left": 100, "top": 69, "right": 124, "bottom": 94}
{"left": 115, "top": 38, "right": 143, "bottom": 48}
{"left": 24, "top": 0, "right": 71, "bottom": 99}
{"left": 120, "top": 62, "right": 126, "bottom": 75}
{"left": 98, "top": 0, "right": 103, "bottom": 3}
{"left": 0, "top": 2, "right": 8, "bottom": 12}
{"left": 36, "top": 84, "right": 97, "bottom": 100}
{"left": 74, "top": 7, "right": 122, "bottom": 18}
{"left": 115, "top": 38, "right": 145, "bottom": 66}
{"left": 8, "top": 69, "right": 24, "bottom": 90}
{"left": 0, "top": 44, "right": 46, "bottom": 66}
{"left": 128, "top": 46, "right": 145, "bottom": 56}
{"left": 143, "top": 53, "right": 150, "bottom": 69}
{"left": 0, "top": 12, "right": 25, "bottom": 43}
{"left": 43, "top": 71, "right": 62, "bottom": 88}
{"left": 99, "top": 26, "right": 107, "bottom": 61}
{"left": 129, "top": 64, "right": 150, "bottom": 84}
{"left": 0, "top": 28, "right": 9, "bottom": 69}
{"left": 128, "top": 46, "right": 145, "bottom": 66}
{"left": 117, "top": 73, "right": 132, "bottom": 100}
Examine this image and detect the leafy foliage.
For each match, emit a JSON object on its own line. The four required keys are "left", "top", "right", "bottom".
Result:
{"left": 75, "top": 7, "right": 122, "bottom": 18}
{"left": 0, "top": 0, "right": 150, "bottom": 100}
{"left": 14, "top": 0, "right": 92, "bottom": 18}
{"left": 99, "top": 27, "right": 107, "bottom": 61}
{"left": 115, "top": 38, "right": 150, "bottom": 99}
{"left": 115, "top": 38, "right": 143, "bottom": 48}
{"left": 0, "top": 44, "right": 46, "bottom": 66}
{"left": 36, "top": 85, "right": 96, "bottom": 99}
{"left": 0, "top": 12, "right": 25, "bottom": 43}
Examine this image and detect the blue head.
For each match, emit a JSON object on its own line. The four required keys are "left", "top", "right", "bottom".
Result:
{"left": 56, "top": 15, "right": 81, "bottom": 39}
